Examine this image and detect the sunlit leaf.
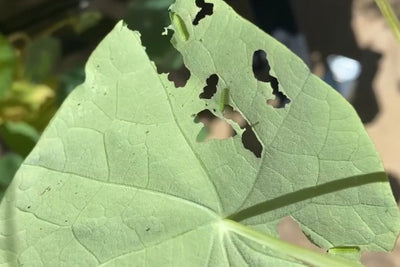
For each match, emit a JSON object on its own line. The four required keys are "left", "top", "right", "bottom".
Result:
{"left": 0, "top": 1, "right": 398, "bottom": 266}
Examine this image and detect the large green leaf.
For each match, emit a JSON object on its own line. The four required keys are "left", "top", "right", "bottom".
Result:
{"left": 1, "top": 0, "right": 399, "bottom": 266}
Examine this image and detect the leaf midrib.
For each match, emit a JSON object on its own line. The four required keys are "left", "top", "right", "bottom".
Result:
{"left": 144, "top": 50, "right": 223, "bottom": 214}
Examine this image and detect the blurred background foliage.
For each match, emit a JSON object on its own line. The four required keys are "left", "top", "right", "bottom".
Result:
{"left": 0, "top": 0, "right": 179, "bottom": 195}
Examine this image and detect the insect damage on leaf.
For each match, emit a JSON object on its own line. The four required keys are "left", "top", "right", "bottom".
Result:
{"left": 1, "top": 0, "right": 399, "bottom": 266}
{"left": 194, "top": 109, "right": 236, "bottom": 142}
{"left": 199, "top": 74, "right": 219, "bottom": 99}
{"left": 253, "top": 49, "right": 291, "bottom": 108}
{"left": 167, "top": 64, "right": 191, "bottom": 87}
{"left": 193, "top": 0, "right": 214, "bottom": 25}
{"left": 242, "top": 125, "right": 263, "bottom": 158}
{"left": 195, "top": 72, "right": 263, "bottom": 157}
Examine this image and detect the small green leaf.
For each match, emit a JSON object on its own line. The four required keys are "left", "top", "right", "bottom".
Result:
{"left": 0, "top": 153, "right": 23, "bottom": 200}
{"left": 196, "top": 126, "right": 209, "bottom": 142}
{"left": 24, "top": 37, "right": 61, "bottom": 83}
{"left": 72, "top": 11, "right": 102, "bottom": 34}
{"left": 0, "top": 33, "right": 16, "bottom": 97}
{"left": 0, "top": 121, "right": 39, "bottom": 158}
{"left": 0, "top": 81, "right": 56, "bottom": 130}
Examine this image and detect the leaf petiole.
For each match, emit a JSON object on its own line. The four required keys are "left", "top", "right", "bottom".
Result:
{"left": 375, "top": 0, "right": 400, "bottom": 44}
{"left": 222, "top": 219, "right": 362, "bottom": 267}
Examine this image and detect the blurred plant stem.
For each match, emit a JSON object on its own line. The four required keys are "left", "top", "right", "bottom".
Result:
{"left": 375, "top": 0, "right": 400, "bottom": 44}
{"left": 39, "top": 18, "right": 77, "bottom": 36}
{"left": 7, "top": 32, "right": 31, "bottom": 46}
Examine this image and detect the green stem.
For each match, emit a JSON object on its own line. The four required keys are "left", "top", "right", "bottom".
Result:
{"left": 39, "top": 17, "right": 76, "bottom": 37}
{"left": 223, "top": 219, "right": 362, "bottom": 267}
{"left": 375, "top": 0, "right": 400, "bottom": 44}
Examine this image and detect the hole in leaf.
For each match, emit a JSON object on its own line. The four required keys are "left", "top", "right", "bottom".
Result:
{"left": 278, "top": 217, "right": 325, "bottom": 253}
{"left": 388, "top": 173, "right": 400, "bottom": 204}
{"left": 223, "top": 105, "right": 263, "bottom": 158}
{"left": 199, "top": 74, "right": 219, "bottom": 99}
{"left": 124, "top": 2, "right": 192, "bottom": 88}
{"left": 194, "top": 109, "right": 235, "bottom": 142}
{"left": 168, "top": 64, "right": 191, "bottom": 88}
{"left": 223, "top": 105, "right": 247, "bottom": 128}
{"left": 196, "top": 73, "right": 263, "bottom": 157}
{"left": 252, "top": 50, "right": 291, "bottom": 108}
{"left": 193, "top": 0, "right": 214, "bottom": 26}
{"left": 124, "top": 2, "right": 181, "bottom": 74}
{"left": 242, "top": 125, "right": 263, "bottom": 158}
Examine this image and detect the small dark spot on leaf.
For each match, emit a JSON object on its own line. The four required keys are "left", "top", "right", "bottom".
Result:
{"left": 193, "top": 0, "right": 214, "bottom": 26}
{"left": 27, "top": 206, "right": 31, "bottom": 209}
{"left": 252, "top": 50, "right": 290, "bottom": 108}
{"left": 65, "top": 220, "right": 68, "bottom": 223}
{"left": 77, "top": 103, "right": 81, "bottom": 106}
{"left": 145, "top": 130, "right": 150, "bottom": 134}
{"left": 146, "top": 227, "right": 150, "bottom": 232}
{"left": 40, "top": 186, "right": 51, "bottom": 196}
{"left": 199, "top": 74, "right": 219, "bottom": 99}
